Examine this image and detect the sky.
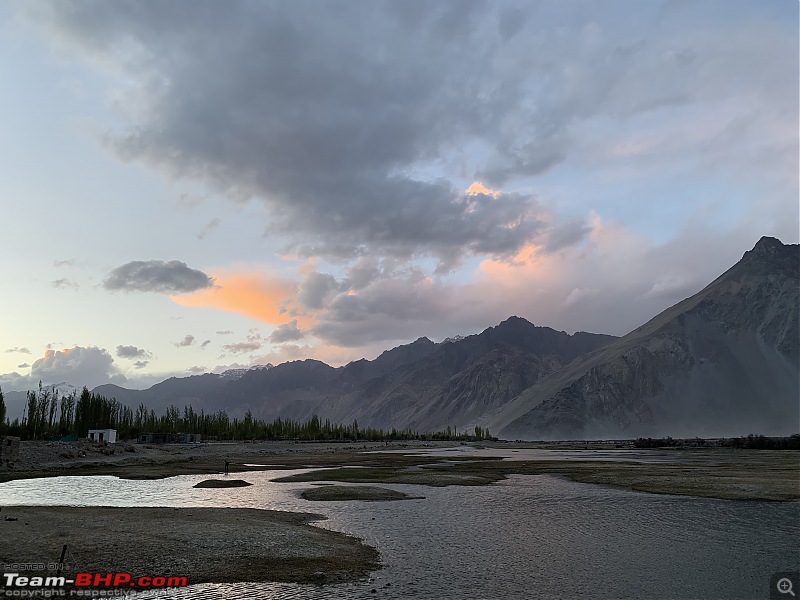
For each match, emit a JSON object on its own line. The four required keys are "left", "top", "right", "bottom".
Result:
{"left": 0, "top": 0, "right": 797, "bottom": 392}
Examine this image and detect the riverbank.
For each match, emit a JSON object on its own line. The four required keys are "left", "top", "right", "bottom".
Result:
{"left": 0, "top": 440, "right": 797, "bottom": 501}
{"left": 0, "top": 505, "right": 379, "bottom": 588}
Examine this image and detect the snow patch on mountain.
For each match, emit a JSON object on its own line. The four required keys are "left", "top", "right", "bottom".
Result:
{"left": 218, "top": 364, "right": 274, "bottom": 381}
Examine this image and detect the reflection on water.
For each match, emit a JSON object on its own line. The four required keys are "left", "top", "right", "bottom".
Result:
{"left": 1, "top": 470, "right": 797, "bottom": 599}
{"left": 0, "top": 469, "right": 317, "bottom": 511}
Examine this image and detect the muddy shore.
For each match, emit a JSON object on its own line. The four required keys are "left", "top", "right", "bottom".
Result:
{"left": 0, "top": 505, "right": 379, "bottom": 588}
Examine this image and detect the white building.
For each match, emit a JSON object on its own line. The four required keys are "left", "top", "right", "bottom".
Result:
{"left": 87, "top": 429, "right": 117, "bottom": 444}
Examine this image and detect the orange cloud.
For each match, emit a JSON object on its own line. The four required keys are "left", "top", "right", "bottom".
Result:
{"left": 465, "top": 181, "right": 501, "bottom": 198}
{"left": 171, "top": 271, "right": 306, "bottom": 326}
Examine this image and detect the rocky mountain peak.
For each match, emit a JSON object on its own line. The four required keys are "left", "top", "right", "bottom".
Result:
{"left": 748, "top": 236, "right": 785, "bottom": 257}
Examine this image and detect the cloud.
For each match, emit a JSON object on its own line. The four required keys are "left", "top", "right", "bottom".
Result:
{"left": 20, "top": 1, "right": 798, "bottom": 365}
{"left": 115, "top": 345, "right": 152, "bottom": 360}
{"left": 200, "top": 339, "right": 211, "bottom": 349}
{"left": 216, "top": 330, "right": 233, "bottom": 335}
{"left": 309, "top": 272, "right": 468, "bottom": 347}
{"left": 172, "top": 271, "right": 297, "bottom": 325}
{"left": 296, "top": 272, "right": 341, "bottom": 310}
{"left": 175, "top": 334, "right": 195, "bottom": 348}
{"left": 53, "top": 259, "right": 74, "bottom": 267}
{"left": 3, "top": 346, "right": 128, "bottom": 389}
{"left": 26, "top": 1, "right": 668, "bottom": 267}
{"left": 5, "top": 347, "right": 31, "bottom": 354}
{"left": 0, "top": 371, "right": 34, "bottom": 392}
{"left": 30, "top": 0, "right": 794, "bottom": 272}
{"left": 222, "top": 330, "right": 263, "bottom": 355}
{"left": 268, "top": 320, "right": 305, "bottom": 344}
{"left": 210, "top": 362, "right": 248, "bottom": 374}
{"left": 17, "top": 363, "right": 30, "bottom": 369}
{"left": 342, "top": 257, "right": 382, "bottom": 291}
{"left": 104, "top": 260, "right": 214, "bottom": 294}
{"left": 466, "top": 182, "right": 501, "bottom": 199}
{"left": 563, "top": 287, "right": 600, "bottom": 308}
{"left": 187, "top": 366, "right": 205, "bottom": 374}
{"left": 197, "top": 217, "right": 221, "bottom": 240}
{"left": 51, "top": 278, "right": 78, "bottom": 290}
{"left": 286, "top": 217, "right": 765, "bottom": 349}
{"left": 176, "top": 192, "right": 205, "bottom": 209}
{"left": 133, "top": 360, "right": 149, "bottom": 369}
{"left": 251, "top": 343, "right": 365, "bottom": 369}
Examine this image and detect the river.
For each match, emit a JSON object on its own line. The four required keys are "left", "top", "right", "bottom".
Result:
{"left": 0, "top": 464, "right": 797, "bottom": 599}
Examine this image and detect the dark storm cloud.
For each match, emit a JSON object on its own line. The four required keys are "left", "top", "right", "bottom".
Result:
{"left": 115, "top": 345, "right": 152, "bottom": 360}
{"left": 103, "top": 260, "right": 214, "bottom": 294}
{"left": 31, "top": 0, "right": 635, "bottom": 265}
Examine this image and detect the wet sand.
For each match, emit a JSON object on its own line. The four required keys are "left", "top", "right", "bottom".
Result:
{"left": 0, "top": 505, "right": 379, "bottom": 588}
{"left": 301, "top": 485, "right": 425, "bottom": 502}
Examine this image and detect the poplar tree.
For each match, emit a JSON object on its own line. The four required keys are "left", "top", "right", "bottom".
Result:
{"left": 0, "top": 385, "right": 6, "bottom": 432}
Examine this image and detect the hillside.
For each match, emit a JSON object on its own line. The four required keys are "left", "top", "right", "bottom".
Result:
{"left": 489, "top": 237, "right": 799, "bottom": 440}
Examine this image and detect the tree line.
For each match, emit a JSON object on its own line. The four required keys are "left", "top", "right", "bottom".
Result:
{"left": 0, "top": 383, "right": 495, "bottom": 443}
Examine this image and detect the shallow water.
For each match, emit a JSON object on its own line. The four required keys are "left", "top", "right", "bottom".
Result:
{"left": 1, "top": 470, "right": 797, "bottom": 599}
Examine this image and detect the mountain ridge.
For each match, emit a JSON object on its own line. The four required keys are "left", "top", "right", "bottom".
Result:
{"left": 491, "top": 236, "right": 799, "bottom": 439}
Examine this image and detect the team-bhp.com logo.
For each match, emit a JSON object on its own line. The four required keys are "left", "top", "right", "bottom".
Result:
{"left": 2, "top": 572, "right": 187, "bottom": 596}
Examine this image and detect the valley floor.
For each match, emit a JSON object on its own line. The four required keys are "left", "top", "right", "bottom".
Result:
{"left": 1, "top": 438, "right": 797, "bottom": 501}
{"left": 0, "top": 439, "right": 797, "bottom": 590}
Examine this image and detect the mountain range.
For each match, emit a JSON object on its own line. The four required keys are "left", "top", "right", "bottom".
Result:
{"left": 6, "top": 237, "right": 798, "bottom": 440}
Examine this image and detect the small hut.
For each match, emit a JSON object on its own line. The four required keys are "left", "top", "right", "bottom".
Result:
{"left": 87, "top": 429, "right": 117, "bottom": 444}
